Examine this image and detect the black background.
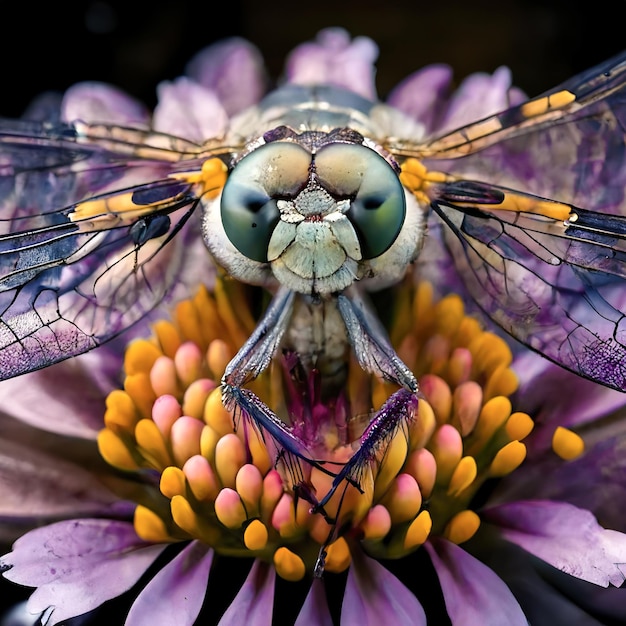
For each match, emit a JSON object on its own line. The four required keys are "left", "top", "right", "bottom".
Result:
{"left": 1, "top": 0, "right": 624, "bottom": 117}
{"left": 0, "top": 0, "right": 624, "bottom": 622}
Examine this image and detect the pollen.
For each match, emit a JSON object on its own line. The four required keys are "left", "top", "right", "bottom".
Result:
{"left": 98, "top": 275, "right": 542, "bottom": 579}
{"left": 552, "top": 426, "right": 585, "bottom": 460}
{"left": 444, "top": 510, "right": 481, "bottom": 544}
{"left": 274, "top": 547, "right": 306, "bottom": 582}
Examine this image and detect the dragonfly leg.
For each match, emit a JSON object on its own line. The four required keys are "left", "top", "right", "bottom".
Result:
{"left": 221, "top": 285, "right": 337, "bottom": 485}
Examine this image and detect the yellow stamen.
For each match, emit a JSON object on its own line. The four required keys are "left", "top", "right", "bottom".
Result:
{"left": 444, "top": 510, "right": 481, "bottom": 544}
{"left": 244, "top": 519, "right": 269, "bottom": 551}
{"left": 199, "top": 424, "right": 221, "bottom": 464}
{"left": 359, "top": 504, "right": 392, "bottom": 540}
{"left": 97, "top": 429, "right": 138, "bottom": 470}
{"left": 175, "top": 299, "right": 205, "bottom": 349}
{"left": 552, "top": 426, "right": 585, "bottom": 460}
{"left": 451, "top": 381, "right": 482, "bottom": 436}
{"left": 214, "top": 433, "right": 247, "bottom": 488}
{"left": 274, "top": 547, "right": 306, "bottom": 582}
{"left": 182, "top": 379, "right": 216, "bottom": 420}
{"left": 505, "top": 412, "right": 534, "bottom": 440}
{"left": 489, "top": 441, "right": 527, "bottom": 476}
{"left": 124, "top": 339, "right": 163, "bottom": 376}
{"left": 325, "top": 537, "right": 351, "bottom": 573}
{"left": 214, "top": 488, "right": 248, "bottom": 529}
{"left": 409, "top": 399, "right": 436, "bottom": 450}
{"left": 430, "top": 424, "right": 463, "bottom": 484}
{"left": 152, "top": 320, "right": 182, "bottom": 359}
{"left": 174, "top": 342, "right": 204, "bottom": 387}
{"left": 468, "top": 396, "right": 512, "bottom": 450}
{"left": 404, "top": 448, "right": 437, "bottom": 498}
{"left": 469, "top": 333, "right": 512, "bottom": 373}
{"left": 373, "top": 429, "right": 409, "bottom": 499}
{"left": 134, "top": 505, "right": 175, "bottom": 543}
{"left": 207, "top": 340, "right": 234, "bottom": 381}
{"left": 483, "top": 365, "right": 519, "bottom": 401}
{"left": 203, "top": 387, "right": 234, "bottom": 436}
{"left": 380, "top": 473, "right": 422, "bottom": 523}
{"left": 183, "top": 456, "right": 220, "bottom": 502}
{"left": 149, "top": 356, "right": 180, "bottom": 398}
{"left": 403, "top": 510, "right": 432, "bottom": 550}
{"left": 235, "top": 464, "right": 264, "bottom": 513}
{"left": 420, "top": 375, "right": 452, "bottom": 425}
{"left": 171, "top": 495, "right": 220, "bottom": 544}
{"left": 170, "top": 416, "right": 204, "bottom": 466}
{"left": 104, "top": 389, "right": 139, "bottom": 432}
{"left": 134, "top": 419, "right": 172, "bottom": 469}
{"left": 160, "top": 466, "right": 187, "bottom": 499}
{"left": 125, "top": 373, "right": 157, "bottom": 419}
{"left": 260, "top": 471, "right": 285, "bottom": 521}
{"left": 447, "top": 456, "right": 477, "bottom": 496}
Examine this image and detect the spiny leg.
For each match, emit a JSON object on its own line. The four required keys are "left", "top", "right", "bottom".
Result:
{"left": 311, "top": 288, "right": 420, "bottom": 575}
{"left": 221, "top": 285, "right": 337, "bottom": 489}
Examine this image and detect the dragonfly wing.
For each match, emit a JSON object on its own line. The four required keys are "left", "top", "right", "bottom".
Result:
{"left": 392, "top": 51, "right": 626, "bottom": 390}
{"left": 429, "top": 194, "right": 626, "bottom": 390}
{"left": 0, "top": 118, "right": 223, "bottom": 379}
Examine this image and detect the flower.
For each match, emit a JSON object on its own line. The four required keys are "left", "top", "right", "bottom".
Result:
{"left": 3, "top": 27, "right": 626, "bottom": 626}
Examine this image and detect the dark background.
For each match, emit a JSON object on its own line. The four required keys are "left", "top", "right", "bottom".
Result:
{"left": 0, "top": 0, "right": 624, "bottom": 621}
{"left": 1, "top": 0, "right": 624, "bottom": 117}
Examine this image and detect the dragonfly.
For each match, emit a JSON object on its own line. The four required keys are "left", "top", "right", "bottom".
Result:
{"left": 1, "top": 45, "right": 626, "bottom": 555}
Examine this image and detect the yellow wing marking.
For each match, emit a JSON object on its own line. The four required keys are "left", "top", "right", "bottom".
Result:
{"left": 520, "top": 90, "right": 576, "bottom": 118}
{"left": 400, "top": 158, "right": 572, "bottom": 221}
{"left": 399, "top": 158, "right": 450, "bottom": 205}
{"left": 69, "top": 158, "right": 227, "bottom": 232}
{"left": 169, "top": 158, "right": 227, "bottom": 198}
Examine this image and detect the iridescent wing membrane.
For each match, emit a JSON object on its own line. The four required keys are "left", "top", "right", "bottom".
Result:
{"left": 0, "top": 50, "right": 626, "bottom": 392}
{"left": 389, "top": 50, "right": 626, "bottom": 390}
{"left": 0, "top": 118, "right": 230, "bottom": 378}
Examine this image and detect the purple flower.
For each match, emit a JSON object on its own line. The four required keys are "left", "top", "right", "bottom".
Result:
{"left": 2, "top": 27, "right": 626, "bottom": 626}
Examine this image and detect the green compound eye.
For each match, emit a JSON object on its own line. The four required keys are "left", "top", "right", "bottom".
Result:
{"left": 221, "top": 142, "right": 310, "bottom": 262}
{"left": 315, "top": 143, "right": 406, "bottom": 259}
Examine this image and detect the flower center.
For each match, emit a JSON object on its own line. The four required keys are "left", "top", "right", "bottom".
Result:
{"left": 98, "top": 277, "right": 583, "bottom": 581}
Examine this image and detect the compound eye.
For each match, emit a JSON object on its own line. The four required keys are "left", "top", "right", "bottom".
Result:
{"left": 315, "top": 143, "right": 406, "bottom": 259}
{"left": 221, "top": 142, "right": 311, "bottom": 262}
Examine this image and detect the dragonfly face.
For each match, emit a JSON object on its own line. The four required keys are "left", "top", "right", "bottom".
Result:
{"left": 203, "top": 109, "right": 425, "bottom": 297}
{"left": 1, "top": 38, "right": 626, "bottom": 571}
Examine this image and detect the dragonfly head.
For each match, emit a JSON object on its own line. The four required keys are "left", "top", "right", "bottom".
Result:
{"left": 202, "top": 127, "right": 425, "bottom": 295}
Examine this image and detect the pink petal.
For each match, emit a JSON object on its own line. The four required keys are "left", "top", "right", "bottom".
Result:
{"left": 153, "top": 77, "right": 228, "bottom": 142}
{"left": 439, "top": 67, "right": 527, "bottom": 133}
{"left": 387, "top": 64, "right": 454, "bottom": 134}
{"left": 425, "top": 538, "right": 527, "bottom": 625}
{"left": 467, "top": 527, "right": 626, "bottom": 624}
{"left": 217, "top": 559, "right": 275, "bottom": 626}
{"left": 1, "top": 519, "right": 165, "bottom": 625}
{"left": 186, "top": 38, "right": 267, "bottom": 116}
{"left": 61, "top": 82, "right": 150, "bottom": 125}
{"left": 483, "top": 500, "right": 626, "bottom": 587}
{"left": 341, "top": 550, "right": 426, "bottom": 625}
{"left": 513, "top": 350, "right": 626, "bottom": 440}
{"left": 492, "top": 429, "right": 626, "bottom": 534}
{"left": 285, "top": 27, "right": 378, "bottom": 99}
{"left": 126, "top": 542, "right": 213, "bottom": 626}
{"left": 294, "top": 578, "right": 333, "bottom": 626}
{"left": 0, "top": 417, "right": 124, "bottom": 534}
{"left": 0, "top": 348, "right": 118, "bottom": 439}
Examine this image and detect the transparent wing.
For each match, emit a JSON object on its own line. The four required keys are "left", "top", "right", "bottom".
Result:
{"left": 389, "top": 50, "right": 626, "bottom": 390}
{"left": 0, "top": 118, "right": 230, "bottom": 379}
